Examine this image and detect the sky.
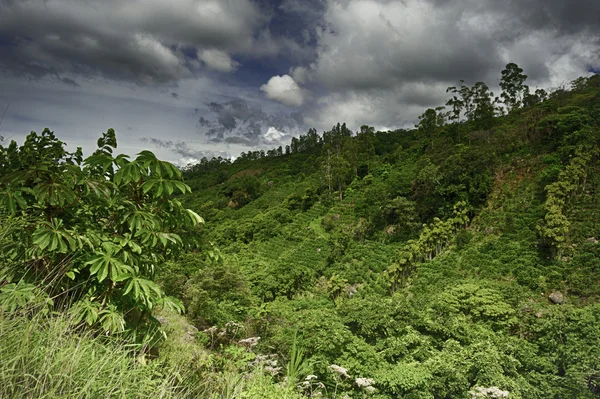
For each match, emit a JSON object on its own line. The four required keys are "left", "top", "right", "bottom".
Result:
{"left": 1, "top": 0, "right": 599, "bottom": 165}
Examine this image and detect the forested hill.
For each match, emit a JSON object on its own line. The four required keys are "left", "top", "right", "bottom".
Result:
{"left": 1, "top": 68, "right": 600, "bottom": 399}
{"left": 172, "top": 71, "right": 600, "bottom": 397}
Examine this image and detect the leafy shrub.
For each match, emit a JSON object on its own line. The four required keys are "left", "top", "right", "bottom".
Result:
{"left": 0, "top": 129, "right": 203, "bottom": 333}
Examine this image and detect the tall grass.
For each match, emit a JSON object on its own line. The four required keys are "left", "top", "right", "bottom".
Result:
{"left": 0, "top": 311, "right": 195, "bottom": 399}
{"left": 0, "top": 309, "right": 308, "bottom": 399}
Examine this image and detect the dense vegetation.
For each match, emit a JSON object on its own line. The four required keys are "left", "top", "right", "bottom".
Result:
{"left": 2, "top": 65, "right": 600, "bottom": 398}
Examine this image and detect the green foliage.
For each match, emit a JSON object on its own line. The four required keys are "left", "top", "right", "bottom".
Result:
{"left": 168, "top": 71, "right": 600, "bottom": 399}
{"left": 5, "top": 66, "right": 599, "bottom": 398}
{"left": 538, "top": 145, "right": 596, "bottom": 258}
{"left": 0, "top": 280, "right": 53, "bottom": 314}
{"left": 0, "top": 129, "right": 202, "bottom": 333}
{"left": 182, "top": 261, "right": 254, "bottom": 328}
{"left": 386, "top": 201, "right": 469, "bottom": 292}
{"left": 284, "top": 333, "right": 312, "bottom": 388}
{"left": 500, "top": 62, "right": 529, "bottom": 112}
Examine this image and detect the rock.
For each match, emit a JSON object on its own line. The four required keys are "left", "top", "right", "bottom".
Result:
{"left": 469, "top": 386, "right": 509, "bottom": 398}
{"left": 345, "top": 283, "right": 361, "bottom": 298}
{"left": 587, "top": 237, "right": 599, "bottom": 244}
{"left": 184, "top": 324, "right": 199, "bottom": 342}
{"left": 549, "top": 291, "right": 564, "bottom": 304}
{"left": 346, "top": 285, "right": 358, "bottom": 297}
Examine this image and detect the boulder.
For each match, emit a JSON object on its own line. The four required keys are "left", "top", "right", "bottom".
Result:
{"left": 549, "top": 291, "right": 564, "bottom": 304}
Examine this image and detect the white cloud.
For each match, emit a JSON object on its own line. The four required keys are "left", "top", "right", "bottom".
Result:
{"left": 198, "top": 49, "right": 239, "bottom": 72}
{"left": 263, "top": 126, "right": 286, "bottom": 144}
{"left": 260, "top": 75, "right": 306, "bottom": 107}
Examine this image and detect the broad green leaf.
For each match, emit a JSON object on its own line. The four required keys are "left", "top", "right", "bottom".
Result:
{"left": 141, "top": 179, "right": 158, "bottom": 194}
{"left": 83, "top": 153, "right": 115, "bottom": 172}
{"left": 69, "top": 298, "right": 100, "bottom": 326}
{"left": 99, "top": 305, "right": 125, "bottom": 334}
{"left": 184, "top": 209, "right": 205, "bottom": 226}
{"left": 114, "top": 162, "right": 143, "bottom": 186}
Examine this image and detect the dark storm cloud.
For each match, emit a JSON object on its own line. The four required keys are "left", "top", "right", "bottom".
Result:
{"left": 207, "top": 100, "right": 258, "bottom": 131}
{"left": 195, "top": 98, "right": 305, "bottom": 147}
{"left": 427, "top": 0, "right": 600, "bottom": 36}
{"left": 295, "top": 0, "right": 600, "bottom": 131}
{"left": 140, "top": 137, "right": 231, "bottom": 161}
{"left": 506, "top": 0, "right": 600, "bottom": 35}
{"left": 0, "top": 0, "right": 265, "bottom": 83}
{"left": 271, "top": 0, "right": 327, "bottom": 49}
{"left": 224, "top": 136, "right": 257, "bottom": 146}
{"left": 60, "top": 77, "right": 80, "bottom": 87}
{"left": 307, "top": 0, "right": 600, "bottom": 91}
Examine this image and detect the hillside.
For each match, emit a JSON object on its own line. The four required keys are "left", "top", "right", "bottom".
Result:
{"left": 1, "top": 71, "right": 600, "bottom": 398}
{"left": 172, "top": 73, "right": 600, "bottom": 398}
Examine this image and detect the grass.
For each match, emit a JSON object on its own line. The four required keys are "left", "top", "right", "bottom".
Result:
{"left": 0, "top": 305, "right": 308, "bottom": 399}
{"left": 0, "top": 310, "right": 195, "bottom": 399}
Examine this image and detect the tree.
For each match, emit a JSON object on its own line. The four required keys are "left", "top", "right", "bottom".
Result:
{"left": 499, "top": 63, "right": 529, "bottom": 112}
{"left": 417, "top": 108, "right": 438, "bottom": 148}
{"left": 322, "top": 145, "right": 352, "bottom": 200}
{"left": 523, "top": 88, "right": 548, "bottom": 107}
{"left": 0, "top": 129, "right": 203, "bottom": 334}
{"left": 459, "top": 80, "right": 475, "bottom": 121}
{"left": 357, "top": 125, "right": 376, "bottom": 175}
{"left": 471, "top": 81, "right": 496, "bottom": 129}
{"left": 291, "top": 137, "right": 299, "bottom": 153}
{"left": 445, "top": 86, "right": 464, "bottom": 123}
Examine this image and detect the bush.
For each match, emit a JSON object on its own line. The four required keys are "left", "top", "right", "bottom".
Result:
{"left": 0, "top": 129, "right": 203, "bottom": 333}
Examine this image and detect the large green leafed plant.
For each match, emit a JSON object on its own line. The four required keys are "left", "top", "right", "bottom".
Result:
{"left": 0, "top": 128, "right": 203, "bottom": 334}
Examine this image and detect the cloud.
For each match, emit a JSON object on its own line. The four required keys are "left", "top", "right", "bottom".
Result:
{"left": 140, "top": 137, "right": 231, "bottom": 163}
{"left": 60, "top": 77, "right": 79, "bottom": 87}
{"left": 291, "top": 0, "right": 600, "bottom": 132}
{"left": 198, "top": 49, "right": 239, "bottom": 73}
{"left": 0, "top": 0, "right": 263, "bottom": 83}
{"left": 263, "top": 126, "right": 286, "bottom": 144}
{"left": 195, "top": 98, "right": 306, "bottom": 146}
{"left": 260, "top": 75, "right": 306, "bottom": 106}
{"left": 224, "top": 136, "right": 257, "bottom": 146}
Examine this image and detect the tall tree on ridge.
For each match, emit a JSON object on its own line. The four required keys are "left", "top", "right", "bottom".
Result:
{"left": 500, "top": 62, "right": 529, "bottom": 112}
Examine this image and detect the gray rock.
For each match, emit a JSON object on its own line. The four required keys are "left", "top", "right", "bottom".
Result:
{"left": 549, "top": 291, "right": 564, "bottom": 304}
{"left": 183, "top": 324, "right": 199, "bottom": 342}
